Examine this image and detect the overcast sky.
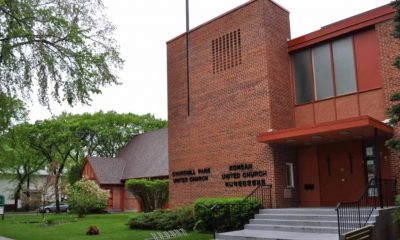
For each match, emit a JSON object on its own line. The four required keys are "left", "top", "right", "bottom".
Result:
{"left": 28, "top": 0, "right": 392, "bottom": 122}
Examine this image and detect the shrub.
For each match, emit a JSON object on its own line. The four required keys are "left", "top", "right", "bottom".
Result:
{"left": 125, "top": 179, "right": 168, "bottom": 212}
{"left": 129, "top": 206, "right": 195, "bottom": 231}
{"left": 194, "top": 197, "right": 260, "bottom": 232}
{"left": 66, "top": 179, "right": 108, "bottom": 218}
{"left": 46, "top": 219, "right": 55, "bottom": 225}
{"left": 393, "top": 195, "right": 400, "bottom": 223}
{"left": 86, "top": 225, "right": 100, "bottom": 235}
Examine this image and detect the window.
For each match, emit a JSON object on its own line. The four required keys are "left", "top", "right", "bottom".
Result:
{"left": 312, "top": 43, "right": 334, "bottom": 100}
{"left": 286, "top": 163, "right": 295, "bottom": 188}
{"left": 332, "top": 36, "right": 357, "bottom": 96}
{"left": 293, "top": 50, "right": 312, "bottom": 104}
{"left": 292, "top": 35, "right": 359, "bottom": 104}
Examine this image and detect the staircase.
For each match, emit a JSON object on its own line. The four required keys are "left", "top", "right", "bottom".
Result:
{"left": 215, "top": 208, "right": 379, "bottom": 240}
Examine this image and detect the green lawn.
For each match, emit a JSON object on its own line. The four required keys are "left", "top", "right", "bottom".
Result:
{"left": 0, "top": 213, "right": 212, "bottom": 240}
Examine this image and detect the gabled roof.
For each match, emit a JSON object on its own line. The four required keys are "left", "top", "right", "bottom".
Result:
{"left": 84, "top": 128, "right": 168, "bottom": 185}
{"left": 120, "top": 128, "right": 168, "bottom": 180}
{"left": 86, "top": 157, "right": 125, "bottom": 184}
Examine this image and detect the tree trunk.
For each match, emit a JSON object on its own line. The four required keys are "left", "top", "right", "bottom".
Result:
{"left": 54, "top": 174, "right": 60, "bottom": 213}
{"left": 26, "top": 176, "right": 30, "bottom": 211}
{"left": 14, "top": 182, "right": 22, "bottom": 211}
{"left": 14, "top": 192, "right": 19, "bottom": 211}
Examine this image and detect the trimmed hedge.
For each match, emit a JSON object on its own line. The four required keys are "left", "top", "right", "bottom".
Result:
{"left": 125, "top": 179, "right": 169, "bottom": 212}
{"left": 129, "top": 206, "right": 195, "bottom": 231}
{"left": 193, "top": 198, "right": 260, "bottom": 232}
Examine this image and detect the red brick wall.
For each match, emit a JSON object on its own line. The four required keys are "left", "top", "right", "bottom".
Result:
{"left": 82, "top": 162, "right": 97, "bottom": 182}
{"left": 377, "top": 19, "right": 400, "bottom": 190}
{"left": 125, "top": 189, "right": 142, "bottom": 212}
{"left": 167, "top": 0, "right": 296, "bottom": 208}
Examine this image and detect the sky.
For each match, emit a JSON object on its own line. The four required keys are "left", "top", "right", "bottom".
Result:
{"left": 28, "top": 0, "right": 392, "bottom": 122}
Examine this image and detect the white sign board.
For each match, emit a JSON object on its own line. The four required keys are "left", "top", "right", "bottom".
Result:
{"left": 0, "top": 206, "right": 4, "bottom": 215}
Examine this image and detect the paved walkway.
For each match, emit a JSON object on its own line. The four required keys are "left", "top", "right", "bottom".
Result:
{"left": 217, "top": 229, "right": 338, "bottom": 240}
{"left": 0, "top": 237, "right": 13, "bottom": 240}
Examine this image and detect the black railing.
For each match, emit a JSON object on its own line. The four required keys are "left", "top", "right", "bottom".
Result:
{"left": 244, "top": 184, "right": 273, "bottom": 209}
{"left": 336, "top": 178, "right": 397, "bottom": 236}
{"left": 210, "top": 184, "right": 272, "bottom": 238}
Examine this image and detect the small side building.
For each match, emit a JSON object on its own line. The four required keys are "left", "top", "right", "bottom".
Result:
{"left": 82, "top": 128, "right": 168, "bottom": 212}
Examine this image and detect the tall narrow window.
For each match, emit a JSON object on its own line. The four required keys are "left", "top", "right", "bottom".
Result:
{"left": 293, "top": 50, "right": 312, "bottom": 104}
{"left": 312, "top": 43, "right": 334, "bottom": 100}
{"left": 286, "top": 163, "right": 295, "bottom": 188}
{"left": 332, "top": 36, "right": 357, "bottom": 96}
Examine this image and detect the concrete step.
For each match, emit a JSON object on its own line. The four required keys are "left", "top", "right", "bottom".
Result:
{"left": 250, "top": 218, "right": 338, "bottom": 227}
{"left": 245, "top": 223, "right": 338, "bottom": 234}
{"left": 254, "top": 213, "right": 338, "bottom": 221}
{"left": 215, "top": 229, "right": 338, "bottom": 240}
{"left": 214, "top": 208, "right": 378, "bottom": 240}
{"left": 259, "top": 208, "right": 336, "bottom": 215}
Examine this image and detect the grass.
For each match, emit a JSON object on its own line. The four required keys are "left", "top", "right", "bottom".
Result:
{"left": 0, "top": 212, "right": 212, "bottom": 240}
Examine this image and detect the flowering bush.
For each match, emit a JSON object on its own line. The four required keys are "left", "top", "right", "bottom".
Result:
{"left": 66, "top": 179, "right": 108, "bottom": 217}
{"left": 86, "top": 225, "right": 100, "bottom": 235}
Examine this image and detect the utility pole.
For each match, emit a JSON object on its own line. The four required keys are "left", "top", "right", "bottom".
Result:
{"left": 186, "top": 0, "right": 190, "bottom": 116}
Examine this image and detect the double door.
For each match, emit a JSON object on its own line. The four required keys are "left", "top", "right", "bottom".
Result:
{"left": 318, "top": 141, "right": 365, "bottom": 206}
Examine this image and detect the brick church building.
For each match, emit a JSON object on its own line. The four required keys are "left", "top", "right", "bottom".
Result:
{"left": 82, "top": 128, "right": 168, "bottom": 212}
{"left": 167, "top": 0, "right": 399, "bottom": 208}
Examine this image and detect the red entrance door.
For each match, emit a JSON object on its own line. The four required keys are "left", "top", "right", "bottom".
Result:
{"left": 318, "top": 141, "right": 366, "bottom": 206}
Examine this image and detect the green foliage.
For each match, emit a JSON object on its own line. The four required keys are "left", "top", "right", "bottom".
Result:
{"left": 193, "top": 198, "right": 260, "bottom": 233}
{"left": 0, "top": 213, "right": 212, "bottom": 240}
{"left": 392, "top": 195, "right": 400, "bottom": 223}
{"left": 387, "top": 1, "right": 400, "bottom": 153}
{"left": 129, "top": 206, "right": 195, "bottom": 231}
{"left": 67, "top": 164, "right": 82, "bottom": 185}
{"left": 392, "top": 0, "right": 400, "bottom": 39}
{"left": 0, "top": 93, "right": 27, "bottom": 134}
{"left": 125, "top": 179, "right": 169, "bottom": 212}
{"left": 66, "top": 179, "right": 108, "bottom": 218}
{"left": 386, "top": 93, "right": 400, "bottom": 152}
{"left": 69, "top": 111, "right": 167, "bottom": 159}
{"left": 0, "top": 0, "right": 123, "bottom": 106}
{"left": 0, "top": 123, "right": 46, "bottom": 207}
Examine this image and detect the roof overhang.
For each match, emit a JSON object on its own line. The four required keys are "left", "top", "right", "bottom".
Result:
{"left": 257, "top": 116, "right": 393, "bottom": 146}
{"left": 288, "top": 4, "right": 395, "bottom": 52}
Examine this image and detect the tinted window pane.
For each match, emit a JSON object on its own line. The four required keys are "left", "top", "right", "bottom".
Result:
{"left": 292, "top": 50, "right": 312, "bottom": 104}
{"left": 333, "top": 37, "right": 357, "bottom": 96}
{"left": 312, "top": 44, "right": 334, "bottom": 100}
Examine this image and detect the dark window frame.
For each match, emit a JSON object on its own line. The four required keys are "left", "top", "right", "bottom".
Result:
{"left": 291, "top": 34, "right": 360, "bottom": 106}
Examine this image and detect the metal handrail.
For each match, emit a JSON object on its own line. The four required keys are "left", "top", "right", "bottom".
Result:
{"left": 244, "top": 184, "right": 273, "bottom": 208}
{"left": 336, "top": 178, "right": 397, "bottom": 236}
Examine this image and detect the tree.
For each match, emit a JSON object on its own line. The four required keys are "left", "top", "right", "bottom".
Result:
{"left": 26, "top": 111, "right": 167, "bottom": 212}
{"left": 0, "top": 0, "right": 123, "bottom": 106}
{"left": 26, "top": 116, "right": 80, "bottom": 213}
{"left": 75, "top": 111, "right": 167, "bottom": 158}
{"left": 125, "top": 179, "right": 169, "bottom": 212}
{"left": 0, "top": 123, "right": 46, "bottom": 209}
{"left": 63, "top": 111, "right": 167, "bottom": 184}
{"left": 0, "top": 93, "right": 27, "bottom": 134}
{"left": 389, "top": 1, "right": 400, "bottom": 223}
{"left": 66, "top": 178, "right": 108, "bottom": 218}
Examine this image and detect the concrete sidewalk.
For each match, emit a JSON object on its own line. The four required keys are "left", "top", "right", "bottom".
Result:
{"left": 0, "top": 237, "right": 13, "bottom": 240}
{"left": 216, "top": 229, "right": 338, "bottom": 240}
